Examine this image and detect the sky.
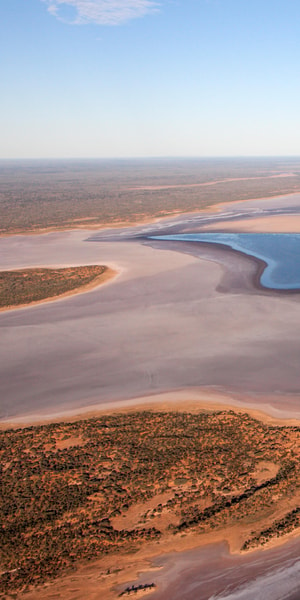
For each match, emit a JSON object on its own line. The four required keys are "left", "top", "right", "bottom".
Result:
{"left": 1, "top": 0, "right": 300, "bottom": 158}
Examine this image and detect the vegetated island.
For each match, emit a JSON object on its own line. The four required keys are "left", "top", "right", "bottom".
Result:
{"left": 0, "top": 409, "right": 299, "bottom": 596}
{"left": 0, "top": 265, "right": 113, "bottom": 309}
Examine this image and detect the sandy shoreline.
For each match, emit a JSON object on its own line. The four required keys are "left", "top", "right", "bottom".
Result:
{"left": 207, "top": 190, "right": 300, "bottom": 213}
{"left": 18, "top": 503, "right": 300, "bottom": 600}
{"left": 0, "top": 211, "right": 188, "bottom": 239}
{"left": 1, "top": 388, "right": 300, "bottom": 430}
{"left": 203, "top": 213, "right": 300, "bottom": 233}
{"left": 2, "top": 189, "right": 300, "bottom": 239}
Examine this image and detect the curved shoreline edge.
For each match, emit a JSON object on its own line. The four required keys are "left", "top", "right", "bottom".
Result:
{"left": 193, "top": 239, "right": 300, "bottom": 295}
{"left": 142, "top": 235, "right": 300, "bottom": 295}
{"left": 2, "top": 388, "right": 300, "bottom": 429}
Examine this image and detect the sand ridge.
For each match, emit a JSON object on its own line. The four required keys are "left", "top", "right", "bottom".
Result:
{"left": 202, "top": 214, "right": 300, "bottom": 233}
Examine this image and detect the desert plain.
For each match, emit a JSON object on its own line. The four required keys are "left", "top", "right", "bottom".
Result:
{"left": 1, "top": 162, "right": 300, "bottom": 599}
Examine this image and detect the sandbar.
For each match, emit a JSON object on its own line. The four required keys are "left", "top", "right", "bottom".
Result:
{"left": 203, "top": 213, "right": 300, "bottom": 233}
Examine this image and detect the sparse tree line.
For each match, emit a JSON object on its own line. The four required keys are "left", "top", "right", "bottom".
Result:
{"left": 242, "top": 506, "right": 300, "bottom": 550}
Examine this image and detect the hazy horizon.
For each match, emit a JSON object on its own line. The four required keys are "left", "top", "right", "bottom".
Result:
{"left": 1, "top": 155, "right": 300, "bottom": 163}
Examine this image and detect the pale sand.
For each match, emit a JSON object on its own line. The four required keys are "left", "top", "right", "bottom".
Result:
{"left": 202, "top": 214, "right": 300, "bottom": 233}
{"left": 0, "top": 267, "right": 118, "bottom": 313}
{"left": 207, "top": 190, "right": 300, "bottom": 213}
{"left": 1, "top": 389, "right": 300, "bottom": 430}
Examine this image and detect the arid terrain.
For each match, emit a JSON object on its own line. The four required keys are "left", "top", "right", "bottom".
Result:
{"left": 0, "top": 265, "right": 112, "bottom": 309}
{"left": 0, "top": 408, "right": 299, "bottom": 598}
{"left": 1, "top": 157, "right": 300, "bottom": 235}
{"left": 1, "top": 159, "right": 300, "bottom": 600}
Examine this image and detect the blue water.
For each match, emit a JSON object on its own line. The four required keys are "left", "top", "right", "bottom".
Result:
{"left": 150, "top": 233, "right": 300, "bottom": 290}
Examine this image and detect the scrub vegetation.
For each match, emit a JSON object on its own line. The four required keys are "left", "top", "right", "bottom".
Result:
{"left": 0, "top": 409, "right": 299, "bottom": 594}
{"left": 1, "top": 158, "right": 300, "bottom": 234}
{"left": 0, "top": 265, "right": 108, "bottom": 308}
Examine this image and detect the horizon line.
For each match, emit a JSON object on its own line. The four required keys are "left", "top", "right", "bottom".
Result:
{"left": 1, "top": 154, "right": 300, "bottom": 161}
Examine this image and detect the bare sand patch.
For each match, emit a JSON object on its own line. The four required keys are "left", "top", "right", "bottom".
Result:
{"left": 202, "top": 214, "right": 300, "bottom": 232}
{"left": 2, "top": 388, "right": 300, "bottom": 431}
{"left": 55, "top": 435, "right": 84, "bottom": 450}
{"left": 111, "top": 492, "right": 175, "bottom": 532}
{"left": 252, "top": 461, "right": 280, "bottom": 484}
{"left": 207, "top": 190, "right": 300, "bottom": 213}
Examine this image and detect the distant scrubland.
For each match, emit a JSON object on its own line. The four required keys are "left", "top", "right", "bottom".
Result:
{"left": 1, "top": 157, "right": 300, "bottom": 234}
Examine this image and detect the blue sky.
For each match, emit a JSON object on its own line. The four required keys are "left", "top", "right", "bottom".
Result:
{"left": 1, "top": 0, "right": 300, "bottom": 158}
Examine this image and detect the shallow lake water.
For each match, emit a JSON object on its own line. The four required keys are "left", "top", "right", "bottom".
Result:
{"left": 150, "top": 233, "right": 300, "bottom": 290}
